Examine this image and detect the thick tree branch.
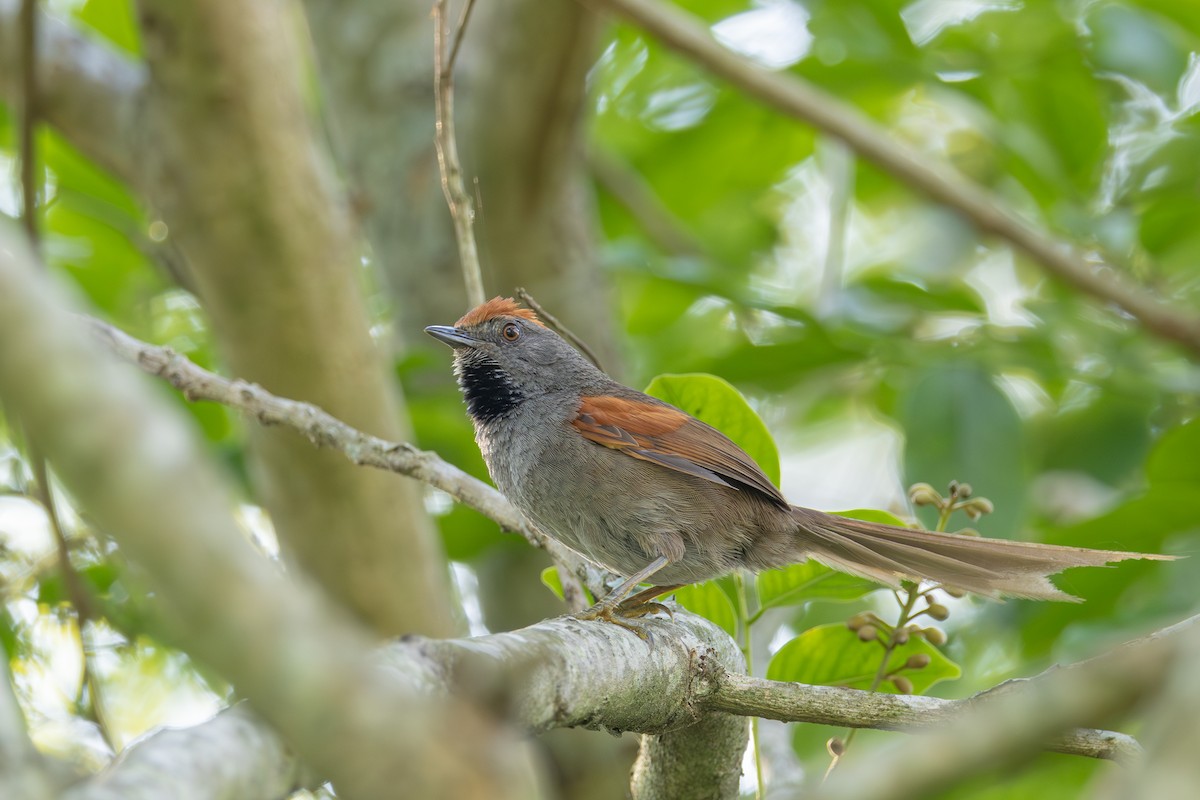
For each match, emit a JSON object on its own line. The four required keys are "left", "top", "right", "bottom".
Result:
{"left": 1105, "top": 620, "right": 1200, "bottom": 798}
{"left": 0, "top": 1, "right": 146, "bottom": 188}
{"left": 61, "top": 706, "right": 304, "bottom": 800}
{"left": 133, "top": 0, "right": 458, "bottom": 636}
{"left": 0, "top": 224, "right": 541, "bottom": 799}
{"left": 25, "top": 560, "right": 1177, "bottom": 800}
{"left": 586, "top": 0, "right": 1200, "bottom": 357}
{"left": 0, "top": 647, "right": 54, "bottom": 800}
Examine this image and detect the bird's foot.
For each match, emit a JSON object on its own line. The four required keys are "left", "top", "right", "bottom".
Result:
{"left": 575, "top": 596, "right": 674, "bottom": 640}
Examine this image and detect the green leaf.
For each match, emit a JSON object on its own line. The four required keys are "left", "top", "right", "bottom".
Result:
{"left": 674, "top": 581, "right": 737, "bottom": 637}
{"left": 644, "top": 372, "right": 780, "bottom": 485}
{"left": 756, "top": 562, "right": 878, "bottom": 610}
{"left": 834, "top": 508, "right": 908, "bottom": 526}
{"left": 540, "top": 567, "right": 565, "bottom": 602}
{"left": 1145, "top": 419, "right": 1200, "bottom": 488}
{"left": 899, "top": 364, "right": 1025, "bottom": 537}
{"left": 766, "top": 623, "right": 961, "bottom": 694}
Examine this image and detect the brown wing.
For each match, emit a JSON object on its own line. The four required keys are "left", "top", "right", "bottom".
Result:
{"left": 572, "top": 395, "right": 788, "bottom": 508}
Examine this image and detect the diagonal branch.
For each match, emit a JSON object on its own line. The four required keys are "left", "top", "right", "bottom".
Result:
{"left": 584, "top": 0, "right": 1200, "bottom": 357}
{"left": 61, "top": 706, "right": 305, "bottom": 800}
{"left": 85, "top": 316, "right": 530, "bottom": 537}
{"left": 83, "top": 315, "right": 605, "bottom": 600}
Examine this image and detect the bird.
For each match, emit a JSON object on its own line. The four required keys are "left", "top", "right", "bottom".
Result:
{"left": 426, "top": 297, "right": 1173, "bottom": 633}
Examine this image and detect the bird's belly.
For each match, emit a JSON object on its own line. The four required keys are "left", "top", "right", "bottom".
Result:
{"left": 488, "top": 421, "right": 763, "bottom": 585}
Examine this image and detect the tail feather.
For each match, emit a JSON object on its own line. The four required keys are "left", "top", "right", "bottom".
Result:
{"left": 791, "top": 507, "right": 1175, "bottom": 602}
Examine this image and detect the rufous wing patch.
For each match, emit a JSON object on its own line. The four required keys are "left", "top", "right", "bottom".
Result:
{"left": 456, "top": 297, "right": 544, "bottom": 327}
{"left": 572, "top": 395, "right": 788, "bottom": 508}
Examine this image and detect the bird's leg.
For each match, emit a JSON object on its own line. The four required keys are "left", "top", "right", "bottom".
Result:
{"left": 618, "top": 583, "right": 686, "bottom": 619}
{"left": 575, "top": 557, "right": 683, "bottom": 638}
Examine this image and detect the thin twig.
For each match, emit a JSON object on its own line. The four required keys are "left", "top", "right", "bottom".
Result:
{"left": 515, "top": 287, "right": 606, "bottom": 372}
{"left": 587, "top": 0, "right": 1200, "bottom": 357}
{"left": 433, "top": 0, "right": 485, "bottom": 307}
{"left": 88, "top": 317, "right": 529, "bottom": 538}
{"left": 708, "top": 673, "right": 1141, "bottom": 764}
{"left": 445, "top": 0, "right": 478, "bottom": 77}
{"left": 18, "top": 0, "right": 117, "bottom": 752}
{"left": 18, "top": 0, "right": 37, "bottom": 244}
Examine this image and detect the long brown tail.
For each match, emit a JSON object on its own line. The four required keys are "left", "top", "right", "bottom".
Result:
{"left": 791, "top": 506, "right": 1175, "bottom": 601}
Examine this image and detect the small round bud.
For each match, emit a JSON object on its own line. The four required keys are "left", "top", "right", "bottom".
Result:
{"left": 942, "top": 585, "right": 967, "bottom": 599}
{"left": 905, "top": 653, "right": 931, "bottom": 670}
{"left": 857, "top": 624, "right": 878, "bottom": 642}
{"left": 908, "top": 483, "right": 941, "bottom": 506}
{"left": 892, "top": 675, "right": 914, "bottom": 694}
{"left": 891, "top": 627, "right": 909, "bottom": 646}
{"left": 847, "top": 612, "right": 872, "bottom": 631}
{"left": 927, "top": 603, "right": 950, "bottom": 621}
{"left": 827, "top": 737, "right": 846, "bottom": 757}
{"left": 956, "top": 483, "right": 973, "bottom": 498}
{"left": 962, "top": 497, "right": 995, "bottom": 521}
{"left": 957, "top": 527, "right": 981, "bottom": 537}
{"left": 924, "top": 627, "right": 947, "bottom": 646}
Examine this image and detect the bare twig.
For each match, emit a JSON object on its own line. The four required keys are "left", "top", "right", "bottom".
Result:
{"left": 433, "top": 0, "right": 485, "bottom": 307}
{"left": 808, "top": 615, "right": 1200, "bottom": 800}
{"left": 585, "top": 0, "right": 1200, "bottom": 357}
{"left": 515, "top": 287, "right": 606, "bottom": 372}
{"left": 17, "top": 2, "right": 116, "bottom": 752}
{"left": 709, "top": 674, "right": 1140, "bottom": 764}
{"left": 18, "top": 0, "right": 37, "bottom": 244}
{"left": 83, "top": 317, "right": 599, "bottom": 594}
{"left": 86, "top": 317, "right": 531, "bottom": 540}
{"left": 445, "top": 0, "right": 477, "bottom": 77}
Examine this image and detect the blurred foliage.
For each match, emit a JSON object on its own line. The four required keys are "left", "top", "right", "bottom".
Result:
{"left": 2, "top": 0, "right": 1199, "bottom": 796}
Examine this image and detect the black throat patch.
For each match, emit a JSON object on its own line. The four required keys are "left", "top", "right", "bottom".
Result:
{"left": 455, "top": 354, "right": 527, "bottom": 423}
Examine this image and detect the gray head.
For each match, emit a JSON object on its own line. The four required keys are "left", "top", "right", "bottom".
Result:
{"left": 425, "top": 297, "right": 603, "bottom": 424}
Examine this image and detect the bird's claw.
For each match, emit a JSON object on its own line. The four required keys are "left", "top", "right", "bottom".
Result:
{"left": 575, "top": 597, "right": 674, "bottom": 639}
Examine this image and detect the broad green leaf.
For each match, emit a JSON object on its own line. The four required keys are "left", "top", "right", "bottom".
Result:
{"left": 644, "top": 372, "right": 780, "bottom": 485}
{"left": 900, "top": 365, "right": 1025, "bottom": 537}
{"left": 541, "top": 567, "right": 565, "bottom": 602}
{"left": 1145, "top": 419, "right": 1200, "bottom": 488}
{"left": 1033, "top": 394, "right": 1153, "bottom": 485}
{"left": 756, "top": 562, "right": 878, "bottom": 610}
{"left": 674, "top": 581, "right": 737, "bottom": 637}
{"left": 834, "top": 509, "right": 908, "bottom": 526}
{"left": 766, "top": 623, "right": 961, "bottom": 694}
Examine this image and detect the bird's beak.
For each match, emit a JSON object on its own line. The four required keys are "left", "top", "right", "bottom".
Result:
{"left": 424, "top": 325, "right": 477, "bottom": 348}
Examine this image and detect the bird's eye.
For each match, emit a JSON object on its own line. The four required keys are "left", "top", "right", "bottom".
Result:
{"left": 501, "top": 322, "right": 521, "bottom": 342}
